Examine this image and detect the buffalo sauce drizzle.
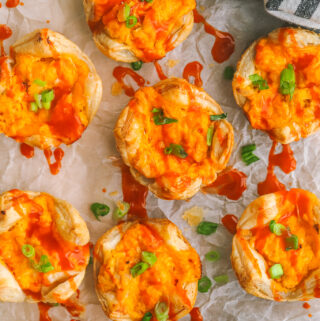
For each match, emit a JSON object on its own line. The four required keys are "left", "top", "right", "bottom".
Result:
{"left": 222, "top": 214, "right": 238, "bottom": 235}
{"left": 183, "top": 61, "right": 203, "bottom": 87}
{"left": 154, "top": 61, "right": 167, "bottom": 80}
{"left": 190, "top": 307, "right": 203, "bottom": 321}
{"left": 193, "top": 9, "right": 235, "bottom": 63}
{"left": 38, "top": 302, "right": 52, "bottom": 321}
{"left": 113, "top": 66, "right": 145, "bottom": 96}
{"left": 6, "top": 0, "right": 20, "bottom": 8}
{"left": 20, "top": 143, "right": 35, "bottom": 158}
{"left": 0, "top": 24, "right": 12, "bottom": 56}
{"left": 44, "top": 148, "right": 65, "bottom": 175}
{"left": 257, "top": 141, "right": 296, "bottom": 195}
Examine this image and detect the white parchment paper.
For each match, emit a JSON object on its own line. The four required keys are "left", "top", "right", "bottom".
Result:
{"left": 1, "top": 0, "right": 320, "bottom": 320}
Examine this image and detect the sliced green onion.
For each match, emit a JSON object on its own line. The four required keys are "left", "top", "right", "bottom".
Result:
{"left": 285, "top": 235, "right": 299, "bottom": 251}
{"left": 155, "top": 302, "right": 169, "bottom": 321}
{"left": 268, "top": 263, "right": 283, "bottom": 279}
{"left": 244, "top": 155, "right": 260, "bottom": 165}
{"left": 42, "top": 101, "right": 51, "bottom": 110}
{"left": 152, "top": 108, "right": 178, "bottom": 125}
{"left": 164, "top": 144, "right": 187, "bottom": 158}
{"left": 241, "top": 144, "right": 256, "bottom": 154}
{"left": 213, "top": 274, "right": 229, "bottom": 285}
{"left": 207, "top": 126, "right": 214, "bottom": 146}
{"left": 34, "top": 93, "right": 42, "bottom": 108}
{"left": 205, "top": 250, "right": 220, "bottom": 262}
{"left": 198, "top": 276, "right": 212, "bottom": 293}
{"left": 241, "top": 144, "right": 259, "bottom": 165}
{"left": 33, "top": 79, "right": 46, "bottom": 87}
{"left": 22, "top": 244, "right": 35, "bottom": 258}
{"left": 41, "top": 89, "right": 54, "bottom": 103}
{"left": 269, "top": 220, "right": 286, "bottom": 236}
{"left": 113, "top": 201, "right": 130, "bottom": 219}
{"left": 123, "top": 3, "right": 131, "bottom": 20}
{"left": 223, "top": 66, "right": 235, "bottom": 80}
{"left": 131, "top": 61, "right": 143, "bottom": 71}
{"left": 90, "top": 202, "right": 110, "bottom": 221}
{"left": 280, "top": 64, "right": 295, "bottom": 100}
{"left": 126, "top": 15, "right": 138, "bottom": 28}
{"left": 210, "top": 113, "right": 227, "bottom": 121}
{"left": 89, "top": 256, "right": 93, "bottom": 265}
{"left": 142, "top": 251, "right": 157, "bottom": 267}
{"left": 39, "top": 255, "right": 54, "bottom": 273}
{"left": 197, "top": 221, "right": 218, "bottom": 235}
{"left": 142, "top": 312, "right": 153, "bottom": 321}
{"left": 30, "top": 102, "right": 38, "bottom": 112}
{"left": 152, "top": 107, "right": 161, "bottom": 113}
{"left": 130, "top": 262, "right": 149, "bottom": 277}
{"left": 249, "top": 74, "right": 269, "bottom": 90}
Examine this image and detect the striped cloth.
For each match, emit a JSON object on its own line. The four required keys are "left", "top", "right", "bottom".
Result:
{"left": 265, "top": 0, "right": 320, "bottom": 29}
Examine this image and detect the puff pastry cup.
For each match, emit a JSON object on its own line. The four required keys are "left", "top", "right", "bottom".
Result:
{"left": 233, "top": 27, "right": 320, "bottom": 144}
{"left": 231, "top": 188, "right": 320, "bottom": 301}
{"left": 0, "top": 189, "right": 90, "bottom": 303}
{"left": 0, "top": 28, "right": 102, "bottom": 150}
{"left": 83, "top": 0, "right": 195, "bottom": 62}
{"left": 93, "top": 219, "right": 201, "bottom": 321}
{"left": 114, "top": 78, "right": 234, "bottom": 200}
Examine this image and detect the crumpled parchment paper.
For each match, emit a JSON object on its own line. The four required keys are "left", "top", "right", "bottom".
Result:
{"left": 1, "top": 0, "right": 319, "bottom": 320}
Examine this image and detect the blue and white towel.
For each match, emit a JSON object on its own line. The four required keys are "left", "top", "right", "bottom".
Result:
{"left": 265, "top": 0, "right": 320, "bottom": 29}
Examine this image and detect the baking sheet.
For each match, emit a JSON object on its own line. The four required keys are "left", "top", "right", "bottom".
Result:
{"left": 0, "top": 0, "right": 319, "bottom": 320}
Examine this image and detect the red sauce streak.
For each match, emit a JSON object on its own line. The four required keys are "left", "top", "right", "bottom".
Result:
{"left": 44, "top": 148, "right": 65, "bottom": 175}
{"left": 6, "top": 0, "right": 20, "bottom": 8}
{"left": 102, "top": 188, "right": 106, "bottom": 193}
{"left": 61, "top": 297, "right": 85, "bottom": 318}
{"left": 303, "top": 302, "right": 311, "bottom": 309}
{"left": 121, "top": 165, "right": 148, "bottom": 220}
{"left": 222, "top": 214, "right": 238, "bottom": 235}
{"left": 190, "top": 307, "right": 203, "bottom": 321}
{"left": 20, "top": 143, "right": 34, "bottom": 159}
{"left": 0, "top": 24, "right": 12, "bottom": 56}
{"left": 38, "top": 302, "right": 52, "bottom": 321}
{"left": 257, "top": 141, "right": 296, "bottom": 196}
{"left": 314, "top": 275, "right": 320, "bottom": 298}
{"left": 183, "top": 61, "right": 203, "bottom": 87}
{"left": 154, "top": 61, "right": 167, "bottom": 80}
{"left": 193, "top": 9, "right": 235, "bottom": 63}
{"left": 203, "top": 168, "right": 247, "bottom": 200}
{"left": 113, "top": 66, "right": 145, "bottom": 97}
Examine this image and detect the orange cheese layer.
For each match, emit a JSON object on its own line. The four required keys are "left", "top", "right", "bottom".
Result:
{"left": 91, "top": 0, "right": 195, "bottom": 61}
{"left": 97, "top": 223, "right": 201, "bottom": 320}
{"left": 0, "top": 32, "right": 90, "bottom": 146}
{"left": 240, "top": 28, "right": 320, "bottom": 137}
{"left": 250, "top": 189, "right": 320, "bottom": 290}
{"left": 0, "top": 190, "right": 89, "bottom": 299}
{"left": 126, "top": 84, "right": 228, "bottom": 194}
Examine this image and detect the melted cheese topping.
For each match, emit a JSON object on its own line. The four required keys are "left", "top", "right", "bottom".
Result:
{"left": 0, "top": 190, "right": 89, "bottom": 300}
{"left": 0, "top": 30, "right": 90, "bottom": 147}
{"left": 248, "top": 189, "right": 320, "bottom": 291}
{"left": 97, "top": 223, "right": 200, "bottom": 320}
{"left": 236, "top": 28, "right": 320, "bottom": 139}
{"left": 91, "top": 0, "right": 195, "bottom": 61}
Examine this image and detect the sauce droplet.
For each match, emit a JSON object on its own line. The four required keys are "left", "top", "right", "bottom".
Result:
{"left": 303, "top": 302, "right": 311, "bottom": 309}
{"left": 190, "top": 307, "right": 203, "bottom": 321}
{"left": 0, "top": 24, "right": 12, "bottom": 56}
{"left": 202, "top": 168, "right": 247, "bottom": 200}
{"left": 183, "top": 61, "right": 203, "bottom": 87}
{"left": 113, "top": 66, "right": 145, "bottom": 97}
{"left": 44, "top": 148, "right": 64, "bottom": 175}
{"left": 257, "top": 141, "right": 296, "bottom": 195}
{"left": 38, "top": 302, "right": 53, "bottom": 321}
{"left": 221, "top": 214, "right": 238, "bottom": 235}
{"left": 20, "top": 143, "right": 34, "bottom": 159}
{"left": 193, "top": 9, "right": 235, "bottom": 63}
{"left": 121, "top": 165, "right": 148, "bottom": 220}
{"left": 6, "top": 0, "right": 20, "bottom": 8}
{"left": 154, "top": 61, "right": 167, "bottom": 80}
{"left": 102, "top": 188, "right": 106, "bottom": 193}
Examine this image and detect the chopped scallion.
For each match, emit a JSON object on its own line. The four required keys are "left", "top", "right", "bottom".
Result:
{"left": 154, "top": 302, "right": 169, "bottom": 321}
{"left": 213, "top": 274, "right": 229, "bottom": 285}
{"left": 210, "top": 113, "right": 227, "bottom": 121}
{"left": 90, "top": 202, "right": 110, "bottom": 221}
{"left": 285, "top": 235, "right": 299, "bottom": 251}
{"left": 205, "top": 250, "right": 220, "bottom": 262}
{"left": 268, "top": 263, "right": 283, "bottom": 279}
{"left": 164, "top": 143, "right": 187, "bottom": 158}
{"left": 198, "top": 276, "right": 212, "bottom": 293}
{"left": 197, "top": 221, "right": 218, "bottom": 235}
{"left": 126, "top": 15, "right": 137, "bottom": 28}
{"left": 142, "top": 251, "right": 157, "bottom": 267}
{"left": 113, "top": 201, "right": 130, "bottom": 219}
{"left": 131, "top": 60, "right": 143, "bottom": 71}
{"left": 33, "top": 79, "right": 46, "bottom": 87}
{"left": 207, "top": 126, "right": 214, "bottom": 146}
{"left": 130, "top": 262, "right": 149, "bottom": 277}
{"left": 21, "top": 244, "right": 35, "bottom": 258}
{"left": 269, "top": 220, "right": 286, "bottom": 236}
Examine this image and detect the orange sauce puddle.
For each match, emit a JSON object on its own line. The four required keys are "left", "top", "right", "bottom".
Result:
{"left": 221, "top": 214, "right": 238, "bottom": 235}
{"left": 113, "top": 66, "right": 145, "bottom": 97}
{"left": 6, "top": 0, "right": 20, "bottom": 8}
{"left": 44, "top": 148, "right": 65, "bottom": 175}
{"left": 183, "top": 61, "right": 203, "bottom": 87}
{"left": 257, "top": 141, "right": 296, "bottom": 195}
{"left": 154, "top": 61, "right": 167, "bottom": 80}
{"left": 193, "top": 9, "right": 235, "bottom": 63}
{"left": 20, "top": 143, "right": 35, "bottom": 158}
{"left": 202, "top": 168, "right": 247, "bottom": 200}
{"left": 190, "top": 307, "right": 203, "bottom": 321}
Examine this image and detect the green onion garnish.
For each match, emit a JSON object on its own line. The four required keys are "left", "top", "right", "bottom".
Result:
{"left": 241, "top": 144, "right": 256, "bottom": 154}
{"left": 41, "top": 89, "right": 54, "bottom": 103}
{"left": 30, "top": 102, "right": 38, "bottom": 112}
{"left": 152, "top": 108, "right": 178, "bottom": 125}
{"left": 34, "top": 93, "right": 42, "bottom": 109}
{"left": 42, "top": 102, "right": 51, "bottom": 110}
{"left": 90, "top": 203, "right": 110, "bottom": 221}
{"left": 22, "top": 244, "right": 35, "bottom": 258}
{"left": 113, "top": 201, "right": 130, "bottom": 219}
{"left": 205, "top": 250, "right": 220, "bottom": 262}
{"left": 241, "top": 144, "right": 260, "bottom": 166}
{"left": 223, "top": 66, "right": 235, "bottom": 80}
{"left": 207, "top": 126, "right": 214, "bottom": 146}
{"left": 213, "top": 274, "right": 229, "bottom": 285}
{"left": 131, "top": 61, "right": 143, "bottom": 71}
{"left": 198, "top": 276, "right": 212, "bottom": 293}
{"left": 249, "top": 74, "right": 269, "bottom": 90}
{"left": 89, "top": 256, "right": 93, "bottom": 265}
{"left": 142, "top": 312, "right": 153, "bottom": 321}
{"left": 31, "top": 255, "right": 54, "bottom": 273}
{"left": 164, "top": 144, "right": 187, "bottom": 158}
{"left": 130, "top": 262, "right": 149, "bottom": 277}
{"left": 210, "top": 113, "right": 227, "bottom": 121}
{"left": 155, "top": 302, "right": 169, "bottom": 321}
{"left": 280, "top": 64, "right": 295, "bottom": 99}
{"left": 33, "top": 79, "right": 46, "bottom": 87}
{"left": 197, "top": 221, "right": 218, "bottom": 235}
{"left": 123, "top": 3, "right": 130, "bottom": 20}
{"left": 285, "top": 235, "right": 299, "bottom": 251}
{"left": 126, "top": 15, "right": 137, "bottom": 28}
{"left": 268, "top": 263, "right": 283, "bottom": 279}
{"left": 269, "top": 220, "right": 286, "bottom": 236}
{"left": 142, "top": 251, "right": 157, "bottom": 267}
